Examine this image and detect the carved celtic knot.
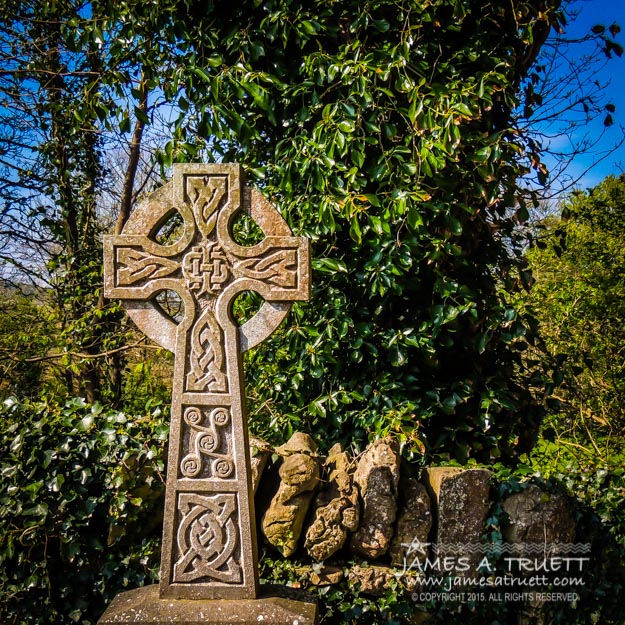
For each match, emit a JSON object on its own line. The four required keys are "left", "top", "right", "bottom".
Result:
{"left": 174, "top": 493, "right": 241, "bottom": 584}
{"left": 187, "top": 175, "right": 227, "bottom": 239}
{"left": 182, "top": 240, "right": 231, "bottom": 297}
{"left": 234, "top": 249, "right": 298, "bottom": 288}
{"left": 116, "top": 247, "right": 178, "bottom": 286}
{"left": 180, "top": 407, "right": 235, "bottom": 479}
{"left": 185, "top": 307, "right": 228, "bottom": 393}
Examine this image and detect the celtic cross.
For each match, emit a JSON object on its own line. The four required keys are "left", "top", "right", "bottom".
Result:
{"left": 104, "top": 164, "right": 310, "bottom": 600}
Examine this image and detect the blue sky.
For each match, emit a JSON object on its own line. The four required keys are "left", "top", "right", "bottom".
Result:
{"left": 540, "top": 0, "right": 625, "bottom": 193}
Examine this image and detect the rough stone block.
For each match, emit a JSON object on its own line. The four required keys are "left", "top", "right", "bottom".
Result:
{"left": 347, "top": 565, "right": 419, "bottom": 596}
{"left": 350, "top": 437, "right": 400, "bottom": 559}
{"left": 423, "top": 467, "right": 490, "bottom": 573}
{"left": 295, "top": 565, "right": 345, "bottom": 587}
{"left": 261, "top": 433, "right": 320, "bottom": 557}
{"left": 304, "top": 443, "right": 359, "bottom": 561}
{"left": 502, "top": 483, "right": 575, "bottom": 545}
{"left": 502, "top": 485, "right": 576, "bottom": 625}
{"left": 347, "top": 564, "right": 397, "bottom": 596}
{"left": 389, "top": 476, "right": 432, "bottom": 568}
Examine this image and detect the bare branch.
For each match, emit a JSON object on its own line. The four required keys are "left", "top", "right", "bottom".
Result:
{"left": 0, "top": 338, "right": 161, "bottom": 364}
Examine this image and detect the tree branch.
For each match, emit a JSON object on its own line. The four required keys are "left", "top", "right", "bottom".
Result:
{"left": 116, "top": 70, "right": 148, "bottom": 235}
{"left": 0, "top": 338, "right": 162, "bottom": 363}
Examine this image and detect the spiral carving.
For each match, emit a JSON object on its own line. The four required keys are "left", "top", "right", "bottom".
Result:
{"left": 212, "top": 408, "right": 230, "bottom": 427}
{"left": 213, "top": 459, "right": 234, "bottom": 479}
{"left": 198, "top": 432, "right": 218, "bottom": 453}
{"left": 179, "top": 406, "right": 234, "bottom": 479}
{"left": 181, "top": 456, "right": 201, "bottom": 478}
{"left": 184, "top": 407, "right": 203, "bottom": 425}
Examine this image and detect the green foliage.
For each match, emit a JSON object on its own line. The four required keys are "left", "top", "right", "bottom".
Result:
{"left": 519, "top": 176, "right": 625, "bottom": 624}
{"left": 0, "top": 292, "right": 49, "bottom": 399}
{"left": 525, "top": 174, "right": 625, "bottom": 465}
{"left": 157, "top": 0, "right": 562, "bottom": 461}
{"left": 495, "top": 465, "right": 625, "bottom": 625}
{"left": 529, "top": 443, "right": 625, "bottom": 544}
{"left": 119, "top": 352, "right": 174, "bottom": 417}
{"left": 2, "top": 396, "right": 624, "bottom": 625}
{"left": 0, "top": 397, "right": 167, "bottom": 624}
{"left": 260, "top": 552, "right": 418, "bottom": 625}
{"left": 0, "top": 0, "right": 612, "bottom": 459}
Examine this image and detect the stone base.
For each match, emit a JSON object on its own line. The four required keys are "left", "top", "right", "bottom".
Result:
{"left": 98, "top": 585, "right": 318, "bottom": 625}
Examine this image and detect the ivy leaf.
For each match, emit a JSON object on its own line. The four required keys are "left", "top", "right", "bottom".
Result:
{"left": 349, "top": 216, "right": 362, "bottom": 243}
{"left": 338, "top": 119, "right": 356, "bottom": 133}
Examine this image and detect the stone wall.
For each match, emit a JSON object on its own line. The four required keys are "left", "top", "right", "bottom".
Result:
{"left": 252, "top": 433, "right": 578, "bottom": 602}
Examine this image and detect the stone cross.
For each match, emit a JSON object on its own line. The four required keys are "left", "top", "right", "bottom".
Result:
{"left": 104, "top": 163, "right": 310, "bottom": 600}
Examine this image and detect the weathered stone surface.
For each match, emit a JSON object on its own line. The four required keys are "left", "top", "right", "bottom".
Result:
{"left": 389, "top": 477, "right": 432, "bottom": 568}
{"left": 502, "top": 484, "right": 576, "bottom": 545}
{"left": 261, "top": 433, "right": 320, "bottom": 557}
{"left": 304, "top": 443, "right": 359, "bottom": 561}
{"left": 350, "top": 437, "right": 400, "bottom": 559}
{"left": 502, "top": 485, "right": 576, "bottom": 625}
{"left": 347, "top": 565, "right": 423, "bottom": 597}
{"left": 423, "top": 467, "right": 490, "bottom": 574}
{"left": 348, "top": 565, "right": 397, "bottom": 596}
{"left": 249, "top": 436, "right": 272, "bottom": 494}
{"left": 103, "top": 163, "right": 311, "bottom": 601}
{"left": 296, "top": 565, "right": 345, "bottom": 587}
{"left": 98, "top": 585, "right": 318, "bottom": 624}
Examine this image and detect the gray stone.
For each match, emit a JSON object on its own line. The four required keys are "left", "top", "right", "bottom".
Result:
{"left": 103, "top": 162, "right": 311, "bottom": 603}
{"left": 304, "top": 443, "right": 359, "bottom": 561}
{"left": 389, "top": 477, "right": 432, "bottom": 568}
{"left": 350, "top": 437, "right": 400, "bottom": 559}
{"left": 423, "top": 467, "right": 490, "bottom": 574}
{"left": 502, "top": 485, "right": 576, "bottom": 625}
{"left": 502, "top": 483, "right": 575, "bottom": 545}
{"left": 261, "top": 433, "right": 320, "bottom": 557}
{"left": 98, "top": 585, "right": 318, "bottom": 624}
